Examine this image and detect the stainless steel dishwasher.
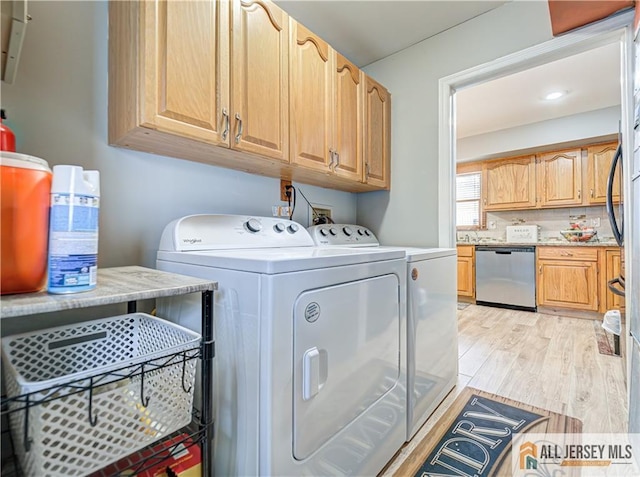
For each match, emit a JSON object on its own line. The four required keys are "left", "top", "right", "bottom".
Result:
{"left": 475, "top": 246, "right": 536, "bottom": 311}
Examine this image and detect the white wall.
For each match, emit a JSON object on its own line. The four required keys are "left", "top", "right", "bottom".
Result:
{"left": 2, "top": 1, "right": 356, "bottom": 269}
{"left": 358, "top": 0, "right": 554, "bottom": 246}
{"left": 457, "top": 106, "right": 620, "bottom": 162}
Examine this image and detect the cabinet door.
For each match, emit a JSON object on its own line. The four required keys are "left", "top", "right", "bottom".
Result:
{"left": 537, "top": 259, "right": 598, "bottom": 311}
{"left": 333, "top": 53, "right": 362, "bottom": 182}
{"left": 457, "top": 246, "right": 474, "bottom": 298}
{"left": 289, "top": 20, "right": 333, "bottom": 172}
{"left": 537, "top": 149, "right": 583, "bottom": 207}
{"left": 363, "top": 75, "right": 391, "bottom": 189}
{"left": 587, "top": 142, "right": 620, "bottom": 205}
{"left": 141, "top": 0, "right": 229, "bottom": 146}
{"left": 483, "top": 156, "right": 536, "bottom": 210}
{"left": 231, "top": 0, "right": 289, "bottom": 162}
{"left": 604, "top": 249, "right": 623, "bottom": 311}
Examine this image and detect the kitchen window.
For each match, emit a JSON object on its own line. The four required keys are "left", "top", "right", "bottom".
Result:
{"left": 456, "top": 172, "right": 483, "bottom": 229}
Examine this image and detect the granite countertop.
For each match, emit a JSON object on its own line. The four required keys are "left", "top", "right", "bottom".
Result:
{"left": 456, "top": 240, "right": 619, "bottom": 247}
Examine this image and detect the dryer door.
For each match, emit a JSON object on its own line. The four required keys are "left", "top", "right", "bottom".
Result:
{"left": 293, "top": 273, "right": 401, "bottom": 460}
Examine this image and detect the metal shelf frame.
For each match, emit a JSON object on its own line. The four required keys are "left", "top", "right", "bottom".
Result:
{"left": 0, "top": 267, "right": 216, "bottom": 477}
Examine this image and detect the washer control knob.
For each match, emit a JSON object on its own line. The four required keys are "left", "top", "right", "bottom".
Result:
{"left": 245, "top": 218, "right": 262, "bottom": 233}
{"left": 274, "top": 223, "right": 286, "bottom": 233}
{"left": 287, "top": 223, "right": 299, "bottom": 234}
{"left": 320, "top": 228, "right": 329, "bottom": 237}
{"left": 364, "top": 229, "right": 371, "bottom": 236}
{"left": 343, "top": 226, "right": 353, "bottom": 236}
{"left": 329, "top": 228, "right": 337, "bottom": 236}
{"left": 357, "top": 229, "right": 365, "bottom": 236}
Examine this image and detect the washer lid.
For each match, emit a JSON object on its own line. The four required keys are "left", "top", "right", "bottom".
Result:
{"left": 157, "top": 246, "right": 405, "bottom": 274}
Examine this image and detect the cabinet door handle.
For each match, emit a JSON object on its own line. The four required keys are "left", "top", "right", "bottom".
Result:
{"left": 329, "top": 149, "right": 335, "bottom": 169}
{"left": 539, "top": 265, "right": 542, "bottom": 274}
{"left": 335, "top": 152, "right": 340, "bottom": 169}
{"left": 221, "top": 108, "right": 229, "bottom": 141}
{"left": 365, "top": 162, "right": 370, "bottom": 179}
{"left": 590, "top": 188, "right": 594, "bottom": 198}
{"left": 577, "top": 189, "right": 581, "bottom": 199}
{"left": 483, "top": 198, "right": 487, "bottom": 206}
{"left": 235, "top": 113, "right": 243, "bottom": 143}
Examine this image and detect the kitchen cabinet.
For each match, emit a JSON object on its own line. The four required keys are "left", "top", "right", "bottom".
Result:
{"left": 457, "top": 245, "right": 475, "bottom": 298}
{"left": 289, "top": 24, "right": 363, "bottom": 182}
{"left": 231, "top": 0, "right": 289, "bottom": 161}
{"left": 289, "top": 20, "right": 333, "bottom": 173}
{"left": 602, "top": 248, "right": 624, "bottom": 312}
{"left": 536, "top": 148, "right": 583, "bottom": 207}
{"left": 0, "top": 267, "right": 217, "bottom": 476}
{"left": 537, "top": 246, "right": 599, "bottom": 312}
{"left": 482, "top": 155, "right": 536, "bottom": 210}
{"left": 109, "top": 0, "right": 390, "bottom": 193}
{"left": 587, "top": 142, "right": 620, "bottom": 205}
{"left": 363, "top": 75, "right": 391, "bottom": 189}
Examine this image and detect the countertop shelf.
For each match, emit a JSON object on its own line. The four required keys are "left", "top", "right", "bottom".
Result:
{"left": 456, "top": 241, "right": 619, "bottom": 247}
{"left": 0, "top": 266, "right": 217, "bottom": 319}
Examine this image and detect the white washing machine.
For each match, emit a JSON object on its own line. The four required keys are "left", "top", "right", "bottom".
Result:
{"left": 156, "top": 215, "right": 407, "bottom": 476}
{"left": 308, "top": 224, "right": 458, "bottom": 441}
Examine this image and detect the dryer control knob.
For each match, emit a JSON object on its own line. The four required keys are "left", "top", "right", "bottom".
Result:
{"left": 287, "top": 223, "right": 299, "bottom": 234}
{"left": 245, "top": 219, "right": 262, "bottom": 233}
{"left": 329, "top": 228, "right": 337, "bottom": 236}
{"left": 357, "top": 229, "right": 365, "bottom": 236}
{"left": 320, "top": 228, "right": 329, "bottom": 237}
{"left": 274, "top": 223, "right": 286, "bottom": 233}
{"left": 364, "top": 229, "right": 371, "bottom": 236}
{"left": 343, "top": 226, "right": 353, "bottom": 236}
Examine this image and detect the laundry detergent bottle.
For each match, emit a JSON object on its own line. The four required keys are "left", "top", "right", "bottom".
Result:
{"left": 47, "top": 165, "right": 100, "bottom": 293}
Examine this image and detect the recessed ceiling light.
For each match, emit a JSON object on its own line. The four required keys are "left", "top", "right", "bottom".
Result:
{"left": 543, "top": 90, "right": 567, "bottom": 101}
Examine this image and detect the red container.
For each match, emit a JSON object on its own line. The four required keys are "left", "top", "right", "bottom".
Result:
{"left": 0, "top": 109, "right": 16, "bottom": 152}
{"left": 1, "top": 152, "right": 52, "bottom": 294}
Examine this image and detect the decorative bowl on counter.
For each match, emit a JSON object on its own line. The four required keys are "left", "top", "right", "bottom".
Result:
{"left": 560, "top": 228, "right": 597, "bottom": 242}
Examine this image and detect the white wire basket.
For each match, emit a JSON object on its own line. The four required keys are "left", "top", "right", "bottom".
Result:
{"left": 1, "top": 312, "right": 201, "bottom": 477}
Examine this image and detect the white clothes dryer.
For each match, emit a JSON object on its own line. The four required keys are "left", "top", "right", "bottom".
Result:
{"left": 156, "top": 215, "right": 407, "bottom": 476}
{"left": 308, "top": 224, "right": 458, "bottom": 441}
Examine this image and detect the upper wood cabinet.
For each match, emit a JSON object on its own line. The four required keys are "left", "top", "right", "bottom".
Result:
{"left": 586, "top": 142, "right": 620, "bottom": 205}
{"left": 482, "top": 155, "right": 536, "bottom": 210}
{"left": 363, "top": 76, "right": 391, "bottom": 189}
{"left": 289, "top": 24, "right": 364, "bottom": 182}
{"left": 536, "top": 148, "right": 583, "bottom": 208}
{"left": 109, "top": 0, "right": 391, "bottom": 192}
{"left": 111, "top": 0, "right": 229, "bottom": 146}
{"left": 333, "top": 53, "right": 363, "bottom": 182}
{"left": 230, "top": 0, "right": 289, "bottom": 161}
{"left": 289, "top": 20, "right": 333, "bottom": 173}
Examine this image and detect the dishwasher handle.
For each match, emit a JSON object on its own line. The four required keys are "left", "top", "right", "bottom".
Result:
{"left": 495, "top": 251, "right": 512, "bottom": 255}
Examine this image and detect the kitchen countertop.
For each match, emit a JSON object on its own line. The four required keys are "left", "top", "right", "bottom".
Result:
{"left": 456, "top": 240, "right": 619, "bottom": 247}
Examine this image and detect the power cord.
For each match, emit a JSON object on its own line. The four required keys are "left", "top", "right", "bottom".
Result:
{"left": 285, "top": 185, "right": 296, "bottom": 220}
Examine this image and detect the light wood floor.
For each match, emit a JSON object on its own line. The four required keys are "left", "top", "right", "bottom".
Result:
{"left": 382, "top": 304, "right": 629, "bottom": 476}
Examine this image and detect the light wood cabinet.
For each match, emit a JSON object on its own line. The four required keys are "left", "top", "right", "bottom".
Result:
{"left": 333, "top": 53, "right": 363, "bottom": 182}
{"left": 587, "top": 142, "right": 620, "bottom": 205}
{"left": 289, "top": 20, "right": 333, "bottom": 172}
{"left": 536, "top": 148, "right": 583, "bottom": 207}
{"left": 602, "top": 248, "right": 623, "bottom": 312}
{"left": 363, "top": 75, "right": 391, "bottom": 189}
{"left": 483, "top": 155, "right": 536, "bottom": 210}
{"left": 537, "top": 246, "right": 599, "bottom": 312}
{"left": 109, "top": 0, "right": 391, "bottom": 193}
{"left": 289, "top": 27, "right": 364, "bottom": 182}
{"left": 457, "top": 245, "right": 475, "bottom": 298}
{"left": 230, "top": 0, "right": 289, "bottom": 161}
{"left": 113, "top": 0, "right": 229, "bottom": 146}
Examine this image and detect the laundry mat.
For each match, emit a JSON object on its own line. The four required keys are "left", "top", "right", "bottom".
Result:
{"left": 392, "top": 387, "right": 582, "bottom": 477}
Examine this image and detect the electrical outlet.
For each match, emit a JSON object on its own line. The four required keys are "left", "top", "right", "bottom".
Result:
{"left": 488, "top": 220, "right": 497, "bottom": 230}
{"left": 280, "top": 179, "right": 292, "bottom": 202}
{"left": 591, "top": 217, "right": 601, "bottom": 227}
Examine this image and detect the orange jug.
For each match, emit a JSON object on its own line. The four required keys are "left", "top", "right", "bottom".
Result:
{"left": 1, "top": 152, "right": 52, "bottom": 294}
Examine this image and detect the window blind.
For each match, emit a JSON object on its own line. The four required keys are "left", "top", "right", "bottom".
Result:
{"left": 456, "top": 172, "right": 481, "bottom": 227}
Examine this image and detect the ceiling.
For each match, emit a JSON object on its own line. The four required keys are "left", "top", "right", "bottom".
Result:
{"left": 273, "top": 0, "right": 508, "bottom": 67}
{"left": 456, "top": 42, "right": 621, "bottom": 138}
{"left": 272, "top": 1, "right": 621, "bottom": 146}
